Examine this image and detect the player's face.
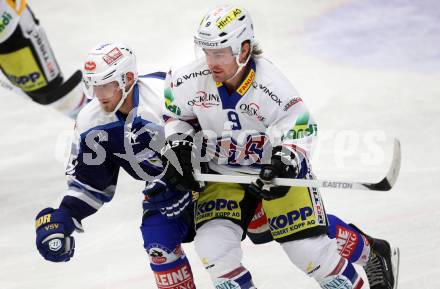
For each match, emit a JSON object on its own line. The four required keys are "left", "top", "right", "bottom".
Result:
{"left": 203, "top": 47, "right": 238, "bottom": 82}
{"left": 93, "top": 81, "right": 122, "bottom": 112}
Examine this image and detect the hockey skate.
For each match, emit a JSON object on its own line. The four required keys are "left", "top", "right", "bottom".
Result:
{"left": 350, "top": 224, "right": 400, "bottom": 289}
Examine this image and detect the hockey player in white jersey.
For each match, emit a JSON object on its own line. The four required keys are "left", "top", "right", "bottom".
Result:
{"left": 161, "top": 5, "right": 398, "bottom": 289}
{"left": 34, "top": 43, "right": 197, "bottom": 289}
{"left": 0, "top": 0, "right": 86, "bottom": 118}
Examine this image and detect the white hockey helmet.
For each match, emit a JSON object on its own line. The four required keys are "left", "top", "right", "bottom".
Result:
{"left": 83, "top": 42, "right": 138, "bottom": 88}
{"left": 194, "top": 5, "right": 255, "bottom": 55}
{"left": 82, "top": 42, "right": 138, "bottom": 113}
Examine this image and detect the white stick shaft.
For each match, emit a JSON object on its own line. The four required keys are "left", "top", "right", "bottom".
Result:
{"left": 193, "top": 138, "right": 401, "bottom": 192}
{"left": 194, "top": 173, "right": 367, "bottom": 190}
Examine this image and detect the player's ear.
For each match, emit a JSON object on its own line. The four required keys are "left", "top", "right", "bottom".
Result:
{"left": 239, "top": 41, "right": 251, "bottom": 64}
{"left": 125, "top": 72, "right": 135, "bottom": 87}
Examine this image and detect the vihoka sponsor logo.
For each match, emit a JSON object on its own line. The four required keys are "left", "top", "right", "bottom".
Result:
{"left": 283, "top": 97, "right": 302, "bottom": 111}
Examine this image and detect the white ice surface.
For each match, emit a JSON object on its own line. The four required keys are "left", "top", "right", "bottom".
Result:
{"left": 0, "top": 0, "right": 439, "bottom": 288}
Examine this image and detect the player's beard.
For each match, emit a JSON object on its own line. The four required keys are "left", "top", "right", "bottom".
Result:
{"left": 209, "top": 58, "right": 239, "bottom": 82}
{"left": 211, "top": 71, "right": 226, "bottom": 82}
{"left": 212, "top": 66, "right": 238, "bottom": 83}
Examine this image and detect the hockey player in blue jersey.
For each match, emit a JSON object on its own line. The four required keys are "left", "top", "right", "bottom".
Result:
{"left": 34, "top": 43, "right": 197, "bottom": 289}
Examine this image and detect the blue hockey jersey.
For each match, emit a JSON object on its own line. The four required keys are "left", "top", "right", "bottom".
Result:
{"left": 60, "top": 73, "right": 167, "bottom": 220}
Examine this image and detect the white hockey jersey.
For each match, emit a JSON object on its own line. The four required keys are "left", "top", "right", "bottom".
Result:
{"left": 163, "top": 57, "right": 318, "bottom": 175}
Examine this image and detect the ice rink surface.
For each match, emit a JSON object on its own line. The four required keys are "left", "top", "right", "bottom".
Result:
{"left": 1, "top": 0, "right": 439, "bottom": 288}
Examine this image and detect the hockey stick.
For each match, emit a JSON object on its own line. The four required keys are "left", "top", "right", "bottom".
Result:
{"left": 0, "top": 70, "right": 83, "bottom": 104}
{"left": 194, "top": 138, "right": 401, "bottom": 191}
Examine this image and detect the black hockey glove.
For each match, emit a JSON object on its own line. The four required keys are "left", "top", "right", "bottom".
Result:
{"left": 248, "top": 146, "right": 300, "bottom": 200}
{"left": 161, "top": 134, "right": 202, "bottom": 192}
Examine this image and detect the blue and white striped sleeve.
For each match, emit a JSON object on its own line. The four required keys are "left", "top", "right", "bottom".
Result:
{"left": 59, "top": 125, "right": 120, "bottom": 221}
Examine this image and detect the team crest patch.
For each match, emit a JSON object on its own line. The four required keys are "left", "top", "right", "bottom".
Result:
{"left": 48, "top": 239, "right": 62, "bottom": 252}
{"left": 147, "top": 243, "right": 183, "bottom": 265}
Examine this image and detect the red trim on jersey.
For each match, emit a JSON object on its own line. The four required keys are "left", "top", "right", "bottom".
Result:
{"left": 220, "top": 266, "right": 247, "bottom": 279}
{"left": 328, "top": 258, "right": 346, "bottom": 276}
{"left": 353, "top": 278, "right": 364, "bottom": 289}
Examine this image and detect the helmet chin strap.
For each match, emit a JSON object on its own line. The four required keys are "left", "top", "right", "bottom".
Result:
{"left": 107, "top": 81, "right": 136, "bottom": 115}
{"left": 224, "top": 45, "right": 252, "bottom": 82}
